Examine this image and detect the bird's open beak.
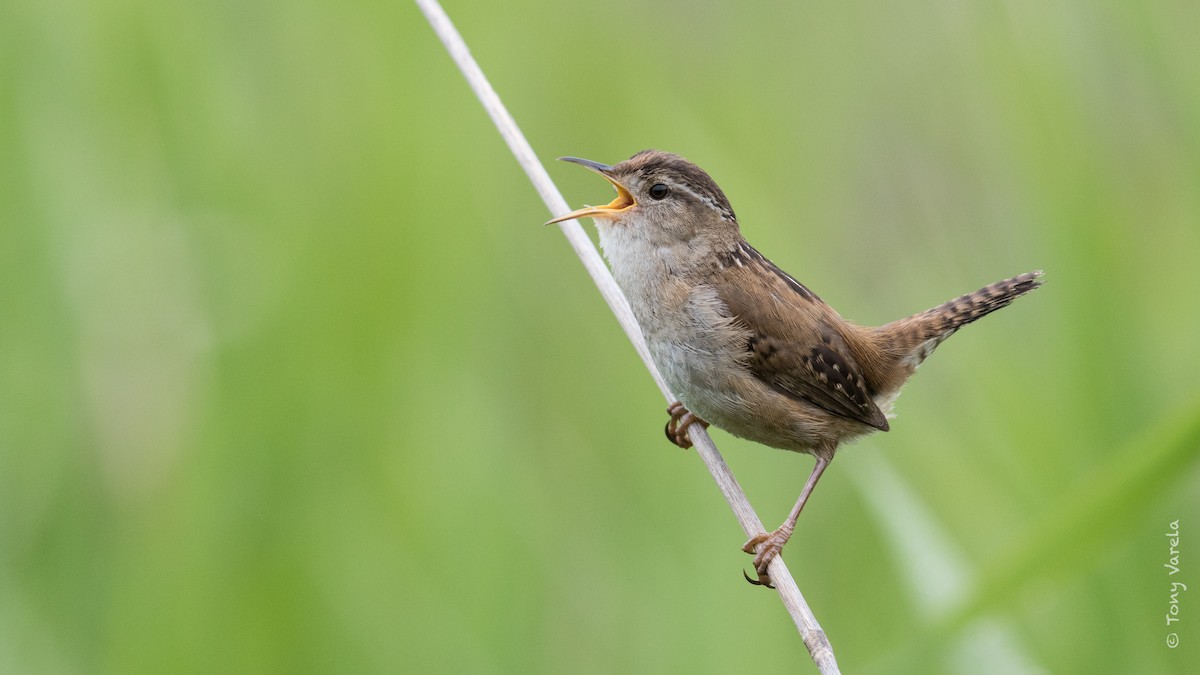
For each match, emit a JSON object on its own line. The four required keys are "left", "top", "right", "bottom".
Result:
{"left": 546, "top": 157, "right": 636, "bottom": 225}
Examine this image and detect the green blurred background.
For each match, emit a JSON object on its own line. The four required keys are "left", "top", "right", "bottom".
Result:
{"left": 2, "top": 0, "right": 1198, "bottom": 672}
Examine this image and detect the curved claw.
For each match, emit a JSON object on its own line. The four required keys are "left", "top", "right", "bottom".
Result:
{"left": 742, "top": 569, "right": 775, "bottom": 589}
{"left": 741, "top": 529, "right": 788, "bottom": 589}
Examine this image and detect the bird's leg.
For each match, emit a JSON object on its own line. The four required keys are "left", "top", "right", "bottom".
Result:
{"left": 664, "top": 401, "right": 708, "bottom": 449}
{"left": 742, "top": 456, "right": 831, "bottom": 587}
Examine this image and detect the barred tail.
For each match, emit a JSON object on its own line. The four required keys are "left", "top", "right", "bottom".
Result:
{"left": 877, "top": 270, "right": 1044, "bottom": 368}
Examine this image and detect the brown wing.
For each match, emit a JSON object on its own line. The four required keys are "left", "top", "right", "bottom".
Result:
{"left": 714, "top": 242, "right": 889, "bottom": 431}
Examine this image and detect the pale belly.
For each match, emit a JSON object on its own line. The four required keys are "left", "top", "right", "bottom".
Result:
{"left": 637, "top": 288, "right": 836, "bottom": 454}
{"left": 638, "top": 285, "right": 878, "bottom": 454}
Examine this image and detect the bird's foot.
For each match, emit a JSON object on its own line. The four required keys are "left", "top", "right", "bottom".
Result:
{"left": 664, "top": 401, "right": 708, "bottom": 449}
{"left": 740, "top": 527, "right": 794, "bottom": 588}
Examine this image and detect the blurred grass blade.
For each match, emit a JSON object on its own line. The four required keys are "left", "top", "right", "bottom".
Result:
{"left": 882, "top": 396, "right": 1200, "bottom": 668}
{"left": 851, "top": 452, "right": 1045, "bottom": 673}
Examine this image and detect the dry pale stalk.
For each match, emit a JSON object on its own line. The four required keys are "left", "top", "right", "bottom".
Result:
{"left": 413, "top": 1, "right": 839, "bottom": 671}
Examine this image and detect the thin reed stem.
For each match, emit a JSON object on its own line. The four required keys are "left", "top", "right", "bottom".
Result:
{"left": 414, "top": 1, "right": 839, "bottom": 671}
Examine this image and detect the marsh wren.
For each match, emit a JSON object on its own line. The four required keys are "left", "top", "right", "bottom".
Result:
{"left": 549, "top": 150, "right": 1042, "bottom": 587}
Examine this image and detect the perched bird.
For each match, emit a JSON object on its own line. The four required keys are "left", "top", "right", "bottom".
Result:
{"left": 548, "top": 150, "right": 1042, "bottom": 587}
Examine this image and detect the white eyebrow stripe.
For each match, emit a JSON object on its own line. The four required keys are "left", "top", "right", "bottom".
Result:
{"left": 671, "top": 181, "right": 737, "bottom": 222}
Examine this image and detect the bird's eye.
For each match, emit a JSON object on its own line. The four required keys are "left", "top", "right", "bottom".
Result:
{"left": 648, "top": 183, "right": 670, "bottom": 200}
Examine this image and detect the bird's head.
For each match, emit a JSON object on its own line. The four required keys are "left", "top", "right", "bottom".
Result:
{"left": 548, "top": 150, "right": 739, "bottom": 244}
